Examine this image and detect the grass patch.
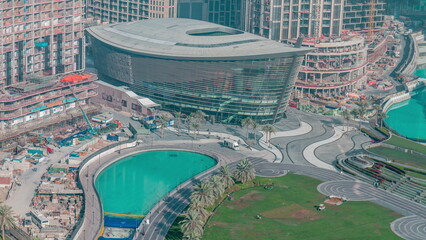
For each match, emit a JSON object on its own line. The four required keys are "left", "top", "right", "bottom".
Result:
{"left": 405, "top": 170, "right": 426, "bottom": 180}
{"left": 203, "top": 174, "right": 401, "bottom": 240}
{"left": 368, "top": 146, "right": 426, "bottom": 170}
{"left": 385, "top": 135, "right": 426, "bottom": 155}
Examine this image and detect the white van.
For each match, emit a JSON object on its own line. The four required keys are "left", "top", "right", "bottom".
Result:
{"left": 223, "top": 139, "right": 239, "bottom": 150}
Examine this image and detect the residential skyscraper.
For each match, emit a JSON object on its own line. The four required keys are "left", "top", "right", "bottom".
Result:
{"left": 385, "top": 0, "right": 426, "bottom": 18}
{"left": 85, "top": 0, "right": 177, "bottom": 24}
{"left": 178, "top": 0, "right": 246, "bottom": 30}
{"left": 244, "top": 0, "right": 386, "bottom": 42}
{"left": 0, "top": 0, "right": 85, "bottom": 87}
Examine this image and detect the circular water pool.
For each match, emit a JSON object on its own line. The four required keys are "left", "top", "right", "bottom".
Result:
{"left": 384, "top": 68, "right": 426, "bottom": 141}
{"left": 95, "top": 150, "right": 216, "bottom": 216}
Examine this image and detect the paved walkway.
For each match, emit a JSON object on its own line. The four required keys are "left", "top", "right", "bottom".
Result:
{"left": 317, "top": 180, "right": 426, "bottom": 240}
{"left": 258, "top": 121, "right": 312, "bottom": 162}
{"left": 166, "top": 127, "right": 256, "bottom": 151}
{"left": 302, "top": 126, "right": 355, "bottom": 171}
{"left": 391, "top": 215, "right": 426, "bottom": 240}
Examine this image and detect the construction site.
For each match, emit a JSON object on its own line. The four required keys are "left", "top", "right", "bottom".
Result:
{"left": 0, "top": 73, "right": 100, "bottom": 150}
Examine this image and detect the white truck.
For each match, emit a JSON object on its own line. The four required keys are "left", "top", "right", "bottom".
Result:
{"left": 223, "top": 139, "right": 239, "bottom": 150}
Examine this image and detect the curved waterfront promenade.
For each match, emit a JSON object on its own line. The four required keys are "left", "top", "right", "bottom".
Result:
{"left": 74, "top": 143, "right": 225, "bottom": 240}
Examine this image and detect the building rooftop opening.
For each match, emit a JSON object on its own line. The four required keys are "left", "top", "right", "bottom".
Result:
{"left": 186, "top": 27, "right": 243, "bottom": 36}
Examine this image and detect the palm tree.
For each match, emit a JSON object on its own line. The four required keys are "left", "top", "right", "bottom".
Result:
{"left": 173, "top": 111, "right": 185, "bottom": 136}
{"left": 217, "top": 165, "right": 234, "bottom": 188}
{"left": 195, "top": 110, "right": 207, "bottom": 121}
{"left": 157, "top": 114, "right": 169, "bottom": 138}
{"left": 180, "top": 211, "right": 204, "bottom": 239}
{"left": 251, "top": 121, "right": 259, "bottom": 142}
{"left": 342, "top": 109, "right": 351, "bottom": 130}
{"left": 190, "top": 181, "right": 214, "bottom": 208}
{"left": 186, "top": 113, "right": 196, "bottom": 135}
{"left": 0, "top": 205, "right": 14, "bottom": 240}
{"left": 262, "top": 125, "right": 276, "bottom": 145}
{"left": 351, "top": 108, "right": 361, "bottom": 128}
{"left": 191, "top": 121, "right": 201, "bottom": 138}
{"left": 233, "top": 159, "right": 255, "bottom": 184}
{"left": 188, "top": 203, "right": 210, "bottom": 222}
{"left": 241, "top": 117, "right": 253, "bottom": 140}
{"left": 373, "top": 104, "right": 382, "bottom": 125}
{"left": 209, "top": 115, "right": 216, "bottom": 125}
{"left": 208, "top": 175, "right": 225, "bottom": 199}
{"left": 358, "top": 100, "right": 369, "bottom": 120}
{"left": 377, "top": 111, "right": 388, "bottom": 128}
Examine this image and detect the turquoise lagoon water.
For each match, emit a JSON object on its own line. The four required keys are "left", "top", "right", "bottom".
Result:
{"left": 384, "top": 68, "right": 426, "bottom": 140}
{"left": 95, "top": 151, "right": 216, "bottom": 215}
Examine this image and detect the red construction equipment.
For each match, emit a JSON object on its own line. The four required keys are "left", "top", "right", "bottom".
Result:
{"left": 40, "top": 144, "right": 53, "bottom": 154}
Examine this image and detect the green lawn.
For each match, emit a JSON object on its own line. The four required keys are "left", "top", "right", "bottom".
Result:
{"left": 368, "top": 146, "right": 426, "bottom": 170}
{"left": 385, "top": 135, "right": 426, "bottom": 155}
{"left": 202, "top": 174, "right": 401, "bottom": 240}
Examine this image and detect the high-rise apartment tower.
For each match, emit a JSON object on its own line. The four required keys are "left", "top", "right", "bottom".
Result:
{"left": 85, "top": 0, "right": 177, "bottom": 24}
{"left": 0, "top": 0, "right": 85, "bottom": 87}
{"left": 244, "top": 0, "right": 386, "bottom": 42}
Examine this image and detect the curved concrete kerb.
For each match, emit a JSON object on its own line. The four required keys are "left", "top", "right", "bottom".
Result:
{"left": 303, "top": 126, "right": 355, "bottom": 171}
{"left": 259, "top": 121, "right": 312, "bottom": 163}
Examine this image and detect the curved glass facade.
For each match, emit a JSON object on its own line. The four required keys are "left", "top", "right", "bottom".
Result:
{"left": 92, "top": 39, "right": 304, "bottom": 123}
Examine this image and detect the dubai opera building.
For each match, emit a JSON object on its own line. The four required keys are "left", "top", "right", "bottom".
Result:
{"left": 87, "top": 19, "right": 311, "bottom": 123}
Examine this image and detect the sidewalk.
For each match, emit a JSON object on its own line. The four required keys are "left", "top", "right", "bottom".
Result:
{"left": 303, "top": 126, "right": 355, "bottom": 171}
{"left": 259, "top": 122, "right": 312, "bottom": 162}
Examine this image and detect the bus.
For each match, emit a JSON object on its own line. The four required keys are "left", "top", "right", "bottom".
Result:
{"left": 31, "top": 210, "right": 49, "bottom": 229}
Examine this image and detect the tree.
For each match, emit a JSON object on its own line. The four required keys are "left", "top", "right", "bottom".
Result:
{"left": 350, "top": 108, "right": 361, "bottom": 128}
{"left": 358, "top": 100, "right": 369, "bottom": 120}
{"left": 194, "top": 110, "right": 207, "bottom": 121}
{"left": 191, "top": 121, "right": 201, "bottom": 138}
{"left": 156, "top": 114, "right": 169, "bottom": 138}
{"left": 0, "top": 205, "right": 14, "bottom": 240}
{"left": 350, "top": 108, "right": 360, "bottom": 120}
{"left": 208, "top": 175, "right": 225, "bottom": 199}
{"left": 188, "top": 204, "right": 210, "bottom": 222}
{"left": 261, "top": 125, "right": 276, "bottom": 145}
{"left": 377, "top": 111, "right": 388, "bottom": 128}
{"left": 241, "top": 117, "right": 253, "bottom": 140}
{"left": 233, "top": 159, "right": 255, "bottom": 184}
{"left": 217, "top": 165, "right": 234, "bottom": 188}
{"left": 209, "top": 115, "right": 216, "bottom": 125}
{"left": 342, "top": 109, "right": 351, "bottom": 130}
{"left": 251, "top": 121, "right": 259, "bottom": 142}
{"left": 373, "top": 104, "right": 382, "bottom": 125}
{"left": 173, "top": 111, "right": 185, "bottom": 136}
{"left": 190, "top": 181, "right": 214, "bottom": 208}
{"left": 180, "top": 211, "right": 204, "bottom": 239}
{"left": 186, "top": 114, "right": 195, "bottom": 136}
